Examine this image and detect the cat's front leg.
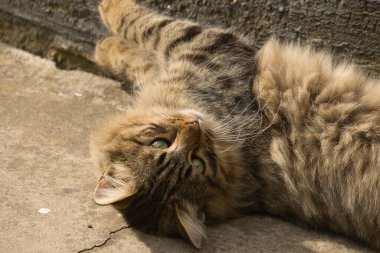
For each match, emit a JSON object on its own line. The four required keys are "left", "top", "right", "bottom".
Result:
{"left": 98, "top": 0, "right": 203, "bottom": 62}
{"left": 95, "top": 36, "right": 161, "bottom": 83}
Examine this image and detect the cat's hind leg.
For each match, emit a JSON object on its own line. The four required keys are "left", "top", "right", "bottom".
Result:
{"left": 95, "top": 36, "right": 161, "bottom": 83}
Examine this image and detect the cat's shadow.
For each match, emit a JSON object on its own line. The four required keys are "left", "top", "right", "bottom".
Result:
{"left": 126, "top": 216, "right": 375, "bottom": 253}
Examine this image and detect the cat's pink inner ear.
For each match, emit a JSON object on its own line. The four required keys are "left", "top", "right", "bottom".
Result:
{"left": 176, "top": 204, "right": 207, "bottom": 249}
{"left": 93, "top": 174, "right": 137, "bottom": 205}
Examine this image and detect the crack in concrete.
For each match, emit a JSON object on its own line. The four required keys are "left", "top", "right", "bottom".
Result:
{"left": 76, "top": 225, "right": 132, "bottom": 253}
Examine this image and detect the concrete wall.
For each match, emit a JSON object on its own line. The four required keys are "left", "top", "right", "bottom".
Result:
{"left": 0, "top": 0, "right": 379, "bottom": 76}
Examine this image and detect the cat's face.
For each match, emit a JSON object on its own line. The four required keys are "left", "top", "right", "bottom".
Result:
{"left": 91, "top": 107, "right": 243, "bottom": 248}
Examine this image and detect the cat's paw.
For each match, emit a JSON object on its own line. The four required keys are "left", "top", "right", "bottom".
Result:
{"left": 94, "top": 36, "right": 115, "bottom": 67}
{"left": 95, "top": 36, "right": 127, "bottom": 77}
{"left": 95, "top": 35, "right": 161, "bottom": 83}
{"left": 98, "top": 0, "right": 135, "bottom": 32}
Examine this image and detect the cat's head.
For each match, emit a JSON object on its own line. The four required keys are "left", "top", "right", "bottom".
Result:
{"left": 90, "top": 107, "right": 244, "bottom": 248}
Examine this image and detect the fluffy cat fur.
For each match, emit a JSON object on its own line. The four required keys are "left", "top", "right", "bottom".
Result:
{"left": 91, "top": 0, "right": 380, "bottom": 249}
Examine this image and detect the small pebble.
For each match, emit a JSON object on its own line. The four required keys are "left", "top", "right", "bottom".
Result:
{"left": 63, "top": 188, "right": 73, "bottom": 194}
{"left": 74, "top": 92, "right": 82, "bottom": 97}
{"left": 38, "top": 208, "right": 51, "bottom": 214}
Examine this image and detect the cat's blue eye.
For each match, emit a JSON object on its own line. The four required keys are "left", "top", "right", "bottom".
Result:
{"left": 192, "top": 157, "right": 204, "bottom": 173}
{"left": 151, "top": 139, "right": 170, "bottom": 149}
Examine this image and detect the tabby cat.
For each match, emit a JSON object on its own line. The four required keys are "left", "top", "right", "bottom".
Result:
{"left": 91, "top": 0, "right": 380, "bottom": 249}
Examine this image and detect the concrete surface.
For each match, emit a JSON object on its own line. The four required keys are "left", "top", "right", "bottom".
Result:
{"left": 0, "top": 43, "right": 377, "bottom": 253}
{"left": 1, "top": 0, "right": 380, "bottom": 76}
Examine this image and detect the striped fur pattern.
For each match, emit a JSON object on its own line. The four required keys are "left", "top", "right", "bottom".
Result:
{"left": 91, "top": 0, "right": 380, "bottom": 249}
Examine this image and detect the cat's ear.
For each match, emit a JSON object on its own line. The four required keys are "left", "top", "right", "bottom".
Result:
{"left": 175, "top": 203, "right": 207, "bottom": 249}
{"left": 93, "top": 170, "right": 137, "bottom": 205}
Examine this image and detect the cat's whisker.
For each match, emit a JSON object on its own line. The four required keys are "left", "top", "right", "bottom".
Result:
{"left": 217, "top": 101, "right": 242, "bottom": 125}
{"left": 232, "top": 98, "right": 282, "bottom": 141}
{"left": 229, "top": 111, "right": 261, "bottom": 131}
{"left": 235, "top": 92, "right": 277, "bottom": 136}
{"left": 214, "top": 99, "right": 259, "bottom": 136}
{"left": 216, "top": 96, "right": 277, "bottom": 151}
